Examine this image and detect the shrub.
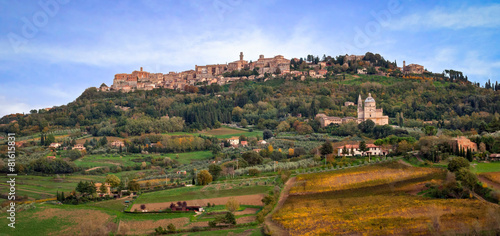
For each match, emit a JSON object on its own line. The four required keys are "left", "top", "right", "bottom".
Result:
{"left": 448, "top": 157, "right": 469, "bottom": 172}
{"left": 249, "top": 168, "right": 261, "bottom": 176}
{"left": 167, "top": 223, "right": 176, "bottom": 232}
{"left": 225, "top": 197, "right": 240, "bottom": 212}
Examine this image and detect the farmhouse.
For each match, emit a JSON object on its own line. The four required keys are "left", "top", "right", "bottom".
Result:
{"left": 49, "top": 142, "right": 61, "bottom": 149}
{"left": 240, "top": 141, "right": 248, "bottom": 147}
{"left": 110, "top": 140, "right": 125, "bottom": 147}
{"left": 451, "top": 136, "right": 477, "bottom": 152}
{"left": 95, "top": 182, "right": 111, "bottom": 195}
{"left": 228, "top": 137, "right": 240, "bottom": 145}
{"left": 257, "top": 140, "right": 267, "bottom": 145}
{"left": 337, "top": 143, "right": 384, "bottom": 156}
{"left": 72, "top": 144, "right": 86, "bottom": 151}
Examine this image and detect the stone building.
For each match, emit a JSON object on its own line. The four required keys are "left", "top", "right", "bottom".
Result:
{"left": 402, "top": 61, "right": 424, "bottom": 74}
{"left": 357, "top": 93, "right": 389, "bottom": 125}
{"left": 249, "top": 54, "right": 290, "bottom": 74}
{"left": 452, "top": 136, "right": 477, "bottom": 152}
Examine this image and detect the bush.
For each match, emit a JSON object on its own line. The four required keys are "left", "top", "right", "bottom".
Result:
{"left": 167, "top": 223, "right": 176, "bottom": 232}
{"left": 448, "top": 157, "right": 469, "bottom": 172}
{"left": 248, "top": 168, "right": 261, "bottom": 176}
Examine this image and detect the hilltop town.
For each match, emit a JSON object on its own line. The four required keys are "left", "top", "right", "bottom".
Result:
{"left": 105, "top": 52, "right": 425, "bottom": 92}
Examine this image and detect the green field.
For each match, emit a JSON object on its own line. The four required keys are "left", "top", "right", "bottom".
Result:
{"left": 472, "top": 162, "right": 500, "bottom": 173}
{"left": 198, "top": 126, "right": 263, "bottom": 139}
{"left": 134, "top": 185, "right": 271, "bottom": 204}
{"left": 75, "top": 151, "right": 214, "bottom": 168}
{"left": 0, "top": 171, "right": 147, "bottom": 201}
{"left": 164, "top": 151, "right": 213, "bottom": 164}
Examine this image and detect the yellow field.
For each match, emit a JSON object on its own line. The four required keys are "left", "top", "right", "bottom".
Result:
{"left": 481, "top": 172, "right": 500, "bottom": 185}
{"left": 274, "top": 162, "right": 500, "bottom": 235}
{"left": 290, "top": 162, "right": 442, "bottom": 194}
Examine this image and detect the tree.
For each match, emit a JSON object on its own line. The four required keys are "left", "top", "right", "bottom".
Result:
{"left": 276, "top": 121, "right": 290, "bottom": 132}
{"left": 128, "top": 180, "right": 140, "bottom": 191}
{"left": 106, "top": 174, "right": 121, "bottom": 188}
{"left": 242, "top": 151, "right": 264, "bottom": 166}
{"left": 320, "top": 140, "right": 333, "bottom": 156}
{"left": 359, "top": 141, "right": 368, "bottom": 155}
{"left": 66, "top": 149, "right": 82, "bottom": 161}
{"left": 268, "top": 144, "right": 274, "bottom": 153}
{"left": 358, "top": 119, "right": 375, "bottom": 134}
{"left": 225, "top": 197, "right": 240, "bottom": 212}
{"left": 263, "top": 130, "right": 273, "bottom": 140}
{"left": 240, "top": 119, "right": 248, "bottom": 128}
{"left": 99, "top": 183, "right": 107, "bottom": 194}
{"left": 167, "top": 223, "right": 176, "bottom": 232}
{"left": 224, "top": 212, "right": 236, "bottom": 225}
{"left": 208, "top": 164, "right": 222, "bottom": 180}
{"left": 45, "top": 134, "right": 56, "bottom": 145}
{"left": 455, "top": 168, "right": 478, "bottom": 194}
{"left": 448, "top": 157, "right": 470, "bottom": 172}
{"left": 197, "top": 170, "right": 213, "bottom": 185}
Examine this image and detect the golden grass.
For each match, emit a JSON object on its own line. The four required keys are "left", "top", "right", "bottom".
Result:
{"left": 482, "top": 172, "right": 500, "bottom": 185}
{"left": 291, "top": 163, "right": 442, "bottom": 194}
{"left": 274, "top": 162, "right": 500, "bottom": 235}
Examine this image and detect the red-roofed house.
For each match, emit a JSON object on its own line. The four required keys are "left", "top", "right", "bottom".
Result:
{"left": 46, "top": 156, "right": 56, "bottom": 160}
{"left": 228, "top": 137, "right": 239, "bottom": 146}
{"left": 240, "top": 141, "right": 248, "bottom": 147}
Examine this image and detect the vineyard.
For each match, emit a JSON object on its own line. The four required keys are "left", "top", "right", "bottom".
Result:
{"left": 481, "top": 172, "right": 500, "bottom": 185}
{"left": 273, "top": 162, "right": 500, "bottom": 235}
{"left": 290, "top": 162, "right": 443, "bottom": 194}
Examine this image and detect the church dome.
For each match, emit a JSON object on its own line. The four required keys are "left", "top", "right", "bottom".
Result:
{"left": 365, "top": 93, "right": 375, "bottom": 103}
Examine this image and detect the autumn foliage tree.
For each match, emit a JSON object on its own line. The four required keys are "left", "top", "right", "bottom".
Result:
{"left": 197, "top": 170, "right": 213, "bottom": 185}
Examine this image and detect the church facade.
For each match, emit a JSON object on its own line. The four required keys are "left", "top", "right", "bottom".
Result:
{"left": 357, "top": 93, "right": 389, "bottom": 125}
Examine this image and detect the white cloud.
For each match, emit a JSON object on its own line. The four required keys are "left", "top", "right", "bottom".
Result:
{"left": 0, "top": 96, "right": 32, "bottom": 117}
{"left": 1, "top": 22, "right": 326, "bottom": 73}
{"left": 390, "top": 4, "right": 500, "bottom": 30}
{"left": 416, "top": 48, "right": 500, "bottom": 83}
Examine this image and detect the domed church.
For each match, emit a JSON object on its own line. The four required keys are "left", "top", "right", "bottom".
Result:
{"left": 357, "top": 93, "right": 389, "bottom": 125}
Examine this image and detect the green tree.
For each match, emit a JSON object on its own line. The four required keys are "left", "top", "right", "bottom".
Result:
{"left": 242, "top": 151, "right": 264, "bottom": 166}
{"left": 448, "top": 157, "right": 469, "bottom": 172}
{"left": 359, "top": 141, "right": 368, "bottom": 155}
{"left": 99, "top": 183, "right": 107, "bottom": 194}
{"left": 240, "top": 119, "right": 248, "bottom": 128}
{"left": 263, "top": 130, "right": 273, "bottom": 140}
{"left": 197, "top": 170, "right": 213, "bottom": 185}
{"left": 208, "top": 164, "right": 222, "bottom": 180}
{"left": 105, "top": 174, "right": 121, "bottom": 188}
{"left": 455, "top": 168, "right": 478, "bottom": 193}
{"left": 320, "top": 140, "right": 333, "bottom": 156}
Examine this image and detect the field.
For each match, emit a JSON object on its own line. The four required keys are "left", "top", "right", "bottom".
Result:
{"left": 0, "top": 170, "right": 145, "bottom": 201}
{"left": 134, "top": 185, "right": 272, "bottom": 204}
{"left": 163, "top": 151, "right": 213, "bottom": 164}
{"left": 290, "top": 162, "right": 442, "bottom": 194}
{"left": 0, "top": 195, "right": 264, "bottom": 236}
{"left": 75, "top": 136, "right": 124, "bottom": 144}
{"left": 74, "top": 150, "right": 213, "bottom": 169}
{"left": 198, "top": 126, "right": 263, "bottom": 139}
{"left": 472, "top": 162, "right": 500, "bottom": 173}
{"left": 273, "top": 162, "right": 500, "bottom": 235}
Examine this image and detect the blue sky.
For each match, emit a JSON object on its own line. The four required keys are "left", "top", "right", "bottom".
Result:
{"left": 1, "top": 0, "right": 499, "bottom": 117}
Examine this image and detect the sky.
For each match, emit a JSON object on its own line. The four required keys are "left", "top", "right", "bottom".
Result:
{"left": 1, "top": 0, "right": 499, "bottom": 117}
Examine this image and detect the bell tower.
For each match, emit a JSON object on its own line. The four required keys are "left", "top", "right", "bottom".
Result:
{"left": 240, "top": 52, "right": 244, "bottom": 61}
{"left": 357, "top": 94, "right": 363, "bottom": 119}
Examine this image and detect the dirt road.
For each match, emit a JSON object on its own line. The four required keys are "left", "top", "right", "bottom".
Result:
{"left": 264, "top": 177, "right": 296, "bottom": 236}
